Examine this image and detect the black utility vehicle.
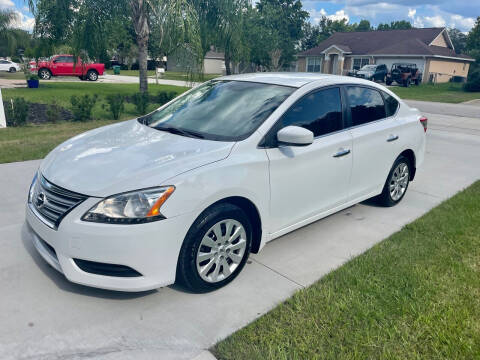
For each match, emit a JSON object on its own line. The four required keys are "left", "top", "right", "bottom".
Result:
{"left": 386, "top": 63, "right": 422, "bottom": 87}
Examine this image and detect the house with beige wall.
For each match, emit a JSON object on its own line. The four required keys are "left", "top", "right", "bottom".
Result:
{"left": 296, "top": 28, "right": 474, "bottom": 83}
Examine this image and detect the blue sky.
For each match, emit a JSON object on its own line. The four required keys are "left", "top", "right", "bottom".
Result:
{"left": 1, "top": 0, "right": 478, "bottom": 33}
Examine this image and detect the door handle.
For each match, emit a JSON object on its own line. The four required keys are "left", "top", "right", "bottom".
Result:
{"left": 333, "top": 148, "right": 351, "bottom": 158}
{"left": 387, "top": 135, "right": 399, "bottom": 142}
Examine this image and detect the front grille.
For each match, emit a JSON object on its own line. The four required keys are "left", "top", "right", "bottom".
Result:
{"left": 30, "top": 175, "right": 87, "bottom": 230}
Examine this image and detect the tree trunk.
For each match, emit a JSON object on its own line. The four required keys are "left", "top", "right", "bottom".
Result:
{"left": 225, "top": 51, "right": 231, "bottom": 75}
{"left": 138, "top": 35, "right": 148, "bottom": 93}
{"left": 131, "top": 0, "right": 150, "bottom": 93}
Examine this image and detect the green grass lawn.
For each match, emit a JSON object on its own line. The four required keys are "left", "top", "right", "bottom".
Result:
{"left": 0, "top": 82, "right": 189, "bottom": 164}
{"left": 213, "top": 181, "right": 480, "bottom": 360}
{"left": 104, "top": 69, "right": 220, "bottom": 82}
{"left": 0, "top": 71, "right": 26, "bottom": 80}
{"left": 389, "top": 82, "right": 480, "bottom": 103}
{"left": 0, "top": 120, "right": 117, "bottom": 163}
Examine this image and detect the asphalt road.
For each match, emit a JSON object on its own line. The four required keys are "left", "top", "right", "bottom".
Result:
{"left": 0, "top": 103, "right": 479, "bottom": 359}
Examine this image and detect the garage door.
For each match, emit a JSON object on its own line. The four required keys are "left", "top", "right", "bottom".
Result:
{"left": 375, "top": 58, "right": 425, "bottom": 73}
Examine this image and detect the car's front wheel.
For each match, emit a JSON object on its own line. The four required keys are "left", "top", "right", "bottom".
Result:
{"left": 376, "top": 155, "right": 411, "bottom": 207}
{"left": 177, "top": 203, "right": 252, "bottom": 292}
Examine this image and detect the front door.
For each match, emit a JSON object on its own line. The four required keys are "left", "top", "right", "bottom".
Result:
{"left": 266, "top": 87, "right": 353, "bottom": 234}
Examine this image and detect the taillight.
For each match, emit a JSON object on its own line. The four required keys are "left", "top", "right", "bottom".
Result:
{"left": 419, "top": 116, "right": 428, "bottom": 132}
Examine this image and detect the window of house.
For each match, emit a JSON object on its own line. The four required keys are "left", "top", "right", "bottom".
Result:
{"left": 346, "top": 86, "right": 386, "bottom": 126}
{"left": 307, "top": 57, "right": 322, "bottom": 72}
{"left": 353, "top": 58, "right": 370, "bottom": 70}
{"left": 280, "top": 87, "right": 343, "bottom": 137}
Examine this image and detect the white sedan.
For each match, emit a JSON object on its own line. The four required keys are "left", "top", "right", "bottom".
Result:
{"left": 0, "top": 59, "right": 20, "bottom": 72}
{"left": 26, "top": 73, "right": 427, "bottom": 292}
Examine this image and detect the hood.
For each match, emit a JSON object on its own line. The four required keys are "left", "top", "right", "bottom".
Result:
{"left": 357, "top": 70, "right": 374, "bottom": 76}
{"left": 40, "top": 120, "right": 234, "bottom": 197}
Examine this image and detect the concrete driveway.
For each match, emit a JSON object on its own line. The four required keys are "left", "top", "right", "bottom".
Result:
{"left": 0, "top": 102, "right": 479, "bottom": 360}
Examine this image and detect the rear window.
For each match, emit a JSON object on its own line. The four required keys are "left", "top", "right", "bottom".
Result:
{"left": 346, "top": 86, "right": 386, "bottom": 126}
{"left": 382, "top": 91, "right": 399, "bottom": 117}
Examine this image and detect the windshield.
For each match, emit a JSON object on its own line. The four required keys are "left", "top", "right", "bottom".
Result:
{"left": 361, "top": 65, "right": 376, "bottom": 71}
{"left": 142, "top": 80, "right": 294, "bottom": 141}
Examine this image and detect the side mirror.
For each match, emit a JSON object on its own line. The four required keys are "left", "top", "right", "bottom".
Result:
{"left": 277, "top": 126, "right": 314, "bottom": 147}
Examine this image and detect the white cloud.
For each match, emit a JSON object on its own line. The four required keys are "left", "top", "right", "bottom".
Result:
{"left": 0, "top": 0, "right": 14, "bottom": 9}
{"left": 308, "top": 8, "right": 350, "bottom": 23}
{"left": 10, "top": 11, "right": 35, "bottom": 31}
{"left": 423, "top": 15, "right": 446, "bottom": 27}
{"left": 408, "top": 8, "right": 416, "bottom": 19}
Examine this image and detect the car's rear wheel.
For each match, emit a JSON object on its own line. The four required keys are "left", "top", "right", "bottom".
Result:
{"left": 176, "top": 203, "right": 252, "bottom": 292}
{"left": 38, "top": 68, "right": 51, "bottom": 80}
{"left": 87, "top": 70, "right": 98, "bottom": 81}
{"left": 9, "top": 67, "right": 16, "bottom": 73}
{"left": 404, "top": 77, "right": 411, "bottom": 87}
{"left": 376, "top": 155, "right": 411, "bottom": 207}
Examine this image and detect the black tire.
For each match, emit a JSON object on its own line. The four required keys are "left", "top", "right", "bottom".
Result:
{"left": 87, "top": 70, "right": 98, "bottom": 81}
{"left": 375, "top": 155, "right": 411, "bottom": 207}
{"left": 404, "top": 77, "right": 411, "bottom": 87}
{"left": 386, "top": 79, "right": 392, "bottom": 86}
{"left": 414, "top": 78, "right": 421, "bottom": 86}
{"left": 38, "top": 68, "right": 51, "bottom": 80}
{"left": 9, "top": 67, "right": 16, "bottom": 73}
{"left": 176, "top": 203, "right": 252, "bottom": 293}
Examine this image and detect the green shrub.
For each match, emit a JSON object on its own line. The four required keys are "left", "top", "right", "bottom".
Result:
{"left": 70, "top": 94, "right": 97, "bottom": 121}
{"left": 132, "top": 92, "right": 149, "bottom": 114}
{"left": 105, "top": 94, "right": 125, "bottom": 120}
{"left": 155, "top": 91, "right": 177, "bottom": 105}
{"left": 46, "top": 100, "right": 61, "bottom": 123}
{"left": 464, "top": 70, "right": 480, "bottom": 92}
{"left": 4, "top": 98, "right": 29, "bottom": 127}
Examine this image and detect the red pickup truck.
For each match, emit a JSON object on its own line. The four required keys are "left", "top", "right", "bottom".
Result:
{"left": 30, "top": 55, "right": 105, "bottom": 81}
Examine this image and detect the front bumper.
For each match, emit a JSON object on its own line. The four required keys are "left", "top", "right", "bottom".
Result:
{"left": 26, "top": 197, "right": 194, "bottom": 292}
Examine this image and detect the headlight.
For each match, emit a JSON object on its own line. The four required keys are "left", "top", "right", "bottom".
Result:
{"left": 82, "top": 186, "right": 175, "bottom": 224}
{"left": 28, "top": 173, "right": 38, "bottom": 203}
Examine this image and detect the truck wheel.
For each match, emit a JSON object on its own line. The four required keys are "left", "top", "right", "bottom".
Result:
{"left": 415, "top": 78, "right": 421, "bottom": 86}
{"left": 403, "top": 77, "right": 411, "bottom": 87}
{"left": 87, "top": 70, "right": 98, "bottom": 81}
{"left": 38, "top": 68, "right": 51, "bottom": 80}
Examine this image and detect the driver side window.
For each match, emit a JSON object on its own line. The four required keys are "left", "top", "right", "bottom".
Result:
{"left": 280, "top": 87, "right": 343, "bottom": 137}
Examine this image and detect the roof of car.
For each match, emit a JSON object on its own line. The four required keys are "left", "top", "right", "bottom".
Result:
{"left": 216, "top": 72, "right": 368, "bottom": 88}
{"left": 216, "top": 72, "right": 390, "bottom": 88}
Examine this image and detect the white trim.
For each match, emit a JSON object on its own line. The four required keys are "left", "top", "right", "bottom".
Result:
{"left": 369, "top": 54, "right": 474, "bottom": 61}
{"left": 306, "top": 56, "right": 323, "bottom": 73}
{"left": 321, "top": 45, "right": 352, "bottom": 54}
{"left": 0, "top": 89, "right": 6, "bottom": 128}
{"left": 351, "top": 56, "right": 371, "bottom": 70}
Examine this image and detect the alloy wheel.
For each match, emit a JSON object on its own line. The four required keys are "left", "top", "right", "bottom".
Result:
{"left": 389, "top": 162, "right": 409, "bottom": 201}
{"left": 39, "top": 70, "right": 50, "bottom": 80}
{"left": 88, "top": 72, "right": 98, "bottom": 81}
{"left": 196, "top": 219, "right": 247, "bottom": 283}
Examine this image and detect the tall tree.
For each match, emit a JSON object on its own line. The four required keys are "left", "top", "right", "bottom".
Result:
{"left": 256, "top": 0, "right": 308, "bottom": 70}
{"left": 356, "top": 19, "right": 372, "bottom": 32}
{"left": 377, "top": 20, "right": 412, "bottom": 31}
{"left": 448, "top": 28, "right": 467, "bottom": 54}
{"left": 466, "top": 17, "right": 480, "bottom": 63}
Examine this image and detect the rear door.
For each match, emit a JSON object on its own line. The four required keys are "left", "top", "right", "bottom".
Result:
{"left": 345, "top": 86, "right": 402, "bottom": 200}
{"left": 266, "top": 86, "right": 353, "bottom": 234}
{"left": 0, "top": 60, "right": 9, "bottom": 71}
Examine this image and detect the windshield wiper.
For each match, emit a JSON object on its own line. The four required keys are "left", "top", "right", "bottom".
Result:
{"left": 155, "top": 125, "right": 205, "bottom": 139}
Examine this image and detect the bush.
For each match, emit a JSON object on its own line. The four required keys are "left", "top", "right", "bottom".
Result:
{"left": 464, "top": 70, "right": 480, "bottom": 92}
{"left": 105, "top": 94, "right": 125, "bottom": 120}
{"left": 155, "top": 91, "right": 177, "bottom": 105}
{"left": 46, "top": 100, "right": 61, "bottom": 123}
{"left": 70, "top": 94, "right": 98, "bottom": 121}
{"left": 3, "top": 98, "right": 29, "bottom": 127}
{"left": 132, "top": 92, "right": 149, "bottom": 114}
